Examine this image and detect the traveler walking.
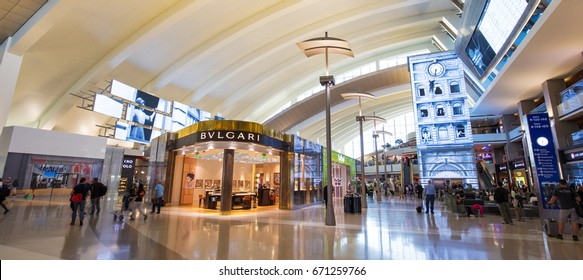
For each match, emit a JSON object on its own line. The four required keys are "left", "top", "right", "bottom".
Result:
{"left": 89, "top": 178, "right": 106, "bottom": 215}
{"left": 151, "top": 180, "right": 164, "bottom": 214}
{"left": 513, "top": 193, "right": 524, "bottom": 222}
{"left": 494, "top": 182, "right": 513, "bottom": 225}
{"left": 547, "top": 179, "right": 581, "bottom": 240}
{"left": 424, "top": 180, "right": 436, "bottom": 214}
{"left": 415, "top": 183, "right": 423, "bottom": 200}
{"left": 70, "top": 177, "right": 90, "bottom": 226}
{"left": 129, "top": 184, "right": 148, "bottom": 221}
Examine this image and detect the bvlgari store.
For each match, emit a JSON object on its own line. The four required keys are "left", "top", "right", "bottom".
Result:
{"left": 169, "top": 120, "right": 297, "bottom": 214}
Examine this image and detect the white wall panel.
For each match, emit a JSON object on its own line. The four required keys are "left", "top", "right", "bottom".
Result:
{"left": 7, "top": 126, "right": 107, "bottom": 159}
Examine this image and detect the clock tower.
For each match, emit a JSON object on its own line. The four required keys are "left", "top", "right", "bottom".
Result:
{"left": 408, "top": 51, "right": 478, "bottom": 188}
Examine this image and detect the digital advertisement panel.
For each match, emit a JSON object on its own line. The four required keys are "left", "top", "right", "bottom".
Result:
{"left": 171, "top": 101, "right": 212, "bottom": 132}
{"left": 525, "top": 113, "right": 561, "bottom": 209}
{"left": 92, "top": 94, "right": 124, "bottom": 119}
{"left": 114, "top": 121, "right": 162, "bottom": 144}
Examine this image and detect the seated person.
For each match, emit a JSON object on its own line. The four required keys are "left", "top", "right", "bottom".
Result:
{"left": 529, "top": 193, "right": 538, "bottom": 206}
{"left": 470, "top": 204, "right": 484, "bottom": 217}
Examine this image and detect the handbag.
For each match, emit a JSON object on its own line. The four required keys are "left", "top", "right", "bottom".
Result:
{"left": 70, "top": 193, "right": 83, "bottom": 203}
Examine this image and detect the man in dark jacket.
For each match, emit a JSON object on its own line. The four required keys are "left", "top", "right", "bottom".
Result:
{"left": 494, "top": 181, "right": 513, "bottom": 225}
{"left": 89, "top": 178, "right": 106, "bottom": 215}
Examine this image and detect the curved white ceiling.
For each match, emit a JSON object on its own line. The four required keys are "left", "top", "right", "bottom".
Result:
{"left": 4, "top": 0, "right": 460, "bottom": 148}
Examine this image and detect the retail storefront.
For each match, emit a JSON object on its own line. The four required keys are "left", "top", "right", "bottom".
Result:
{"left": 509, "top": 160, "right": 531, "bottom": 191}
{"left": 157, "top": 120, "right": 356, "bottom": 214}
{"left": 292, "top": 135, "right": 323, "bottom": 206}
{"left": 323, "top": 149, "right": 356, "bottom": 198}
{"left": 495, "top": 163, "right": 509, "bottom": 185}
{"left": 158, "top": 120, "right": 339, "bottom": 214}
{"left": 169, "top": 120, "right": 291, "bottom": 214}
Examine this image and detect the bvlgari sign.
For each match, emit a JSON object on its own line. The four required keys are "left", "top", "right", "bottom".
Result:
{"left": 195, "top": 130, "right": 261, "bottom": 143}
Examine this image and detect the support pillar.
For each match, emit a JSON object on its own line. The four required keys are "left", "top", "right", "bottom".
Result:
{"left": 0, "top": 38, "right": 23, "bottom": 178}
{"left": 279, "top": 151, "right": 291, "bottom": 210}
{"left": 0, "top": 38, "right": 23, "bottom": 136}
{"left": 220, "top": 149, "right": 234, "bottom": 215}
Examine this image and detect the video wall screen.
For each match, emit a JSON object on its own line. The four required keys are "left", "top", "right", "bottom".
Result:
{"left": 125, "top": 99, "right": 172, "bottom": 131}
{"left": 114, "top": 121, "right": 162, "bottom": 144}
{"left": 92, "top": 94, "right": 123, "bottom": 119}
{"left": 464, "top": 0, "right": 530, "bottom": 78}
{"left": 111, "top": 79, "right": 172, "bottom": 114}
{"left": 103, "top": 79, "right": 217, "bottom": 142}
{"left": 111, "top": 80, "right": 172, "bottom": 131}
{"left": 171, "top": 101, "right": 211, "bottom": 132}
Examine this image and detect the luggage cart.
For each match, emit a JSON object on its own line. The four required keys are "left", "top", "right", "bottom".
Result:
{"left": 112, "top": 193, "right": 131, "bottom": 222}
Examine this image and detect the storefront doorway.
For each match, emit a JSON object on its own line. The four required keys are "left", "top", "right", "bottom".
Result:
{"left": 175, "top": 149, "right": 281, "bottom": 208}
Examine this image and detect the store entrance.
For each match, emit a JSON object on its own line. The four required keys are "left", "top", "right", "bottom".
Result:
{"left": 175, "top": 148, "right": 281, "bottom": 209}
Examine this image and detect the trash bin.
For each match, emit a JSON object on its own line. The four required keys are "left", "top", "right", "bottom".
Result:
{"left": 353, "top": 195, "right": 362, "bottom": 214}
{"left": 344, "top": 195, "right": 354, "bottom": 213}
{"left": 207, "top": 196, "right": 218, "bottom": 209}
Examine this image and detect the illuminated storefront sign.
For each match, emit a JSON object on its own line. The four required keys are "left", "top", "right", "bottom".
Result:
{"left": 196, "top": 131, "right": 261, "bottom": 143}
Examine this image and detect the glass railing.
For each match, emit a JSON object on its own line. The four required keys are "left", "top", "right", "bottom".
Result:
{"left": 557, "top": 79, "right": 583, "bottom": 118}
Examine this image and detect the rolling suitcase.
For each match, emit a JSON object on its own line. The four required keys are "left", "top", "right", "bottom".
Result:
{"left": 544, "top": 219, "right": 558, "bottom": 237}
{"left": 416, "top": 206, "right": 423, "bottom": 214}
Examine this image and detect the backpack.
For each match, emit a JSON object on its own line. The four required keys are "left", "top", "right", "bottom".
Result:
{"left": 98, "top": 183, "right": 108, "bottom": 196}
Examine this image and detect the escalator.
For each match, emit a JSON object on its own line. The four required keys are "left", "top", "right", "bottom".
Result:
{"left": 476, "top": 161, "right": 495, "bottom": 189}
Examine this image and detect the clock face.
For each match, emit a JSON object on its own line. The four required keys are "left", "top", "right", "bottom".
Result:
{"left": 536, "top": 137, "right": 549, "bottom": 147}
{"left": 428, "top": 62, "right": 445, "bottom": 77}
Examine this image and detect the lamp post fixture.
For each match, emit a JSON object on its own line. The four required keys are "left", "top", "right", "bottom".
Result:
{"left": 341, "top": 92, "right": 376, "bottom": 209}
{"left": 369, "top": 115, "right": 386, "bottom": 203}
{"left": 298, "top": 32, "right": 353, "bottom": 226}
{"left": 376, "top": 129, "right": 393, "bottom": 198}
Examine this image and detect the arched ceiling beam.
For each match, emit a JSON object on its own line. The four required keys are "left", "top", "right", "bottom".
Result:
{"left": 231, "top": 30, "right": 439, "bottom": 122}
{"left": 218, "top": 13, "right": 453, "bottom": 117}
{"left": 187, "top": 0, "right": 441, "bottom": 105}
{"left": 143, "top": 0, "right": 312, "bottom": 92}
{"left": 37, "top": 0, "right": 214, "bottom": 130}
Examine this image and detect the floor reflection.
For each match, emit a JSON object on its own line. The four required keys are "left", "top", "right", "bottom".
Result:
{"left": 0, "top": 196, "right": 581, "bottom": 260}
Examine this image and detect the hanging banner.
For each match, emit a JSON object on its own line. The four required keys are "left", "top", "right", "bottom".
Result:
{"left": 525, "top": 113, "right": 561, "bottom": 209}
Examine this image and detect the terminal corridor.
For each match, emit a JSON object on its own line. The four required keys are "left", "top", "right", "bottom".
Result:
{"left": 0, "top": 196, "right": 581, "bottom": 260}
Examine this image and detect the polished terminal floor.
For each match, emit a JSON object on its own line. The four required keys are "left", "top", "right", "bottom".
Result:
{"left": 0, "top": 194, "right": 581, "bottom": 260}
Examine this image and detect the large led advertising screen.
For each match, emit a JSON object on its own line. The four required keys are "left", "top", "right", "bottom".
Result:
{"left": 111, "top": 80, "right": 172, "bottom": 114}
{"left": 461, "top": 0, "right": 536, "bottom": 79}
{"left": 171, "top": 101, "right": 211, "bottom": 132}
{"left": 92, "top": 94, "right": 124, "bottom": 119}
{"left": 114, "top": 121, "right": 162, "bottom": 144}
{"left": 111, "top": 80, "right": 172, "bottom": 131}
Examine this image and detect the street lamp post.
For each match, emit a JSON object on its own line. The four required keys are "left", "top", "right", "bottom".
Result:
{"left": 376, "top": 129, "right": 393, "bottom": 198}
{"left": 369, "top": 115, "right": 386, "bottom": 203}
{"left": 298, "top": 33, "right": 353, "bottom": 226}
{"left": 341, "top": 92, "right": 376, "bottom": 209}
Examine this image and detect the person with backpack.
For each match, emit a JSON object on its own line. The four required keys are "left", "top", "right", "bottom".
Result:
{"left": 129, "top": 184, "right": 147, "bottom": 221}
{"left": 70, "top": 177, "right": 90, "bottom": 226}
{"left": 89, "top": 178, "right": 106, "bottom": 215}
{"left": 0, "top": 180, "right": 11, "bottom": 214}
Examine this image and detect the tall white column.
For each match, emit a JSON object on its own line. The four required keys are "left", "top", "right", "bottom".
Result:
{"left": 0, "top": 38, "right": 23, "bottom": 177}
{"left": 0, "top": 37, "right": 24, "bottom": 136}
